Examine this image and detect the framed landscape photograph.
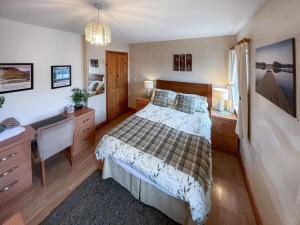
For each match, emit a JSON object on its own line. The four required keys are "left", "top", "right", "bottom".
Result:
{"left": 51, "top": 65, "right": 71, "bottom": 89}
{"left": 256, "top": 38, "right": 296, "bottom": 117}
{"left": 0, "top": 63, "right": 33, "bottom": 94}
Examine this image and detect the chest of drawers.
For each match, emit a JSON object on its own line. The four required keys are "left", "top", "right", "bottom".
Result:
{"left": 0, "top": 126, "right": 35, "bottom": 204}
{"left": 66, "top": 108, "right": 95, "bottom": 155}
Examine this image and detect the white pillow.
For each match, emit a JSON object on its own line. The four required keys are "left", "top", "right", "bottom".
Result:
{"left": 151, "top": 88, "right": 177, "bottom": 107}
{"left": 179, "top": 93, "right": 208, "bottom": 112}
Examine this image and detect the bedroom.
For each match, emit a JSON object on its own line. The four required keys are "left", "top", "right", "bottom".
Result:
{"left": 0, "top": 0, "right": 299, "bottom": 225}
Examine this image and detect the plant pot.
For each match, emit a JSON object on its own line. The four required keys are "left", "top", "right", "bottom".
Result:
{"left": 75, "top": 104, "right": 83, "bottom": 110}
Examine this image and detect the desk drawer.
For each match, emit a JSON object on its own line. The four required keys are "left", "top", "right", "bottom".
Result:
{"left": 0, "top": 142, "right": 29, "bottom": 172}
{"left": 75, "top": 112, "right": 94, "bottom": 129}
{"left": 0, "top": 166, "right": 31, "bottom": 203}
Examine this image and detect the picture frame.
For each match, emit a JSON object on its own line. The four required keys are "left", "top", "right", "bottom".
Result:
{"left": 186, "top": 54, "right": 192, "bottom": 71}
{"left": 0, "top": 63, "right": 33, "bottom": 94}
{"left": 179, "top": 54, "right": 186, "bottom": 71}
{"left": 173, "top": 54, "right": 180, "bottom": 71}
{"left": 89, "top": 59, "right": 99, "bottom": 68}
{"left": 256, "top": 38, "right": 296, "bottom": 117}
{"left": 51, "top": 65, "right": 72, "bottom": 89}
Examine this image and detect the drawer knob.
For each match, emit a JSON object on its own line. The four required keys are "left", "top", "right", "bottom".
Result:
{"left": 0, "top": 180, "right": 18, "bottom": 193}
{"left": 0, "top": 167, "right": 18, "bottom": 178}
{"left": 0, "top": 153, "right": 17, "bottom": 162}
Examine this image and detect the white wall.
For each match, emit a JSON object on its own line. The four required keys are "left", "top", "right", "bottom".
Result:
{"left": 238, "top": 0, "right": 300, "bottom": 225}
{"left": 0, "top": 19, "right": 83, "bottom": 125}
{"left": 128, "top": 36, "right": 236, "bottom": 108}
{"left": 83, "top": 41, "right": 129, "bottom": 125}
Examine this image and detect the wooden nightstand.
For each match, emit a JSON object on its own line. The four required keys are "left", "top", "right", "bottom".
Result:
{"left": 136, "top": 97, "right": 150, "bottom": 111}
{"left": 211, "top": 110, "right": 239, "bottom": 154}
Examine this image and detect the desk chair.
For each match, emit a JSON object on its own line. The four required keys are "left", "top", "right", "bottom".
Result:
{"left": 37, "top": 116, "right": 75, "bottom": 186}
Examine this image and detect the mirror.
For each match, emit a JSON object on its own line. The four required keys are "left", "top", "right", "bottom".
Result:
{"left": 88, "top": 59, "right": 105, "bottom": 96}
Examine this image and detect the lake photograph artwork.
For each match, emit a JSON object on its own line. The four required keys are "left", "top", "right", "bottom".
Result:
{"left": 256, "top": 38, "right": 296, "bottom": 117}
{"left": 51, "top": 65, "right": 71, "bottom": 89}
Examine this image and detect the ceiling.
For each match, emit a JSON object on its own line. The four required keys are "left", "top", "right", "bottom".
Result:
{"left": 0, "top": 0, "right": 266, "bottom": 44}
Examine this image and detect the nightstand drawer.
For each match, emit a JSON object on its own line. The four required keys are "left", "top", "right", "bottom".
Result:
{"left": 212, "top": 135, "right": 238, "bottom": 153}
{"left": 212, "top": 119, "right": 236, "bottom": 133}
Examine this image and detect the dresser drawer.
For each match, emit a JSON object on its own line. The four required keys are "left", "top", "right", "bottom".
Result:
{"left": 0, "top": 165, "right": 32, "bottom": 203}
{"left": 75, "top": 112, "right": 94, "bottom": 130}
{"left": 73, "top": 136, "right": 94, "bottom": 155}
{"left": 0, "top": 142, "right": 29, "bottom": 172}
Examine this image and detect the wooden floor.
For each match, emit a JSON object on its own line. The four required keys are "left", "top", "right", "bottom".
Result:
{"left": 0, "top": 111, "right": 256, "bottom": 225}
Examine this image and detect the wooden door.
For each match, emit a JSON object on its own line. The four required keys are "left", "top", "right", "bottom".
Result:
{"left": 106, "top": 51, "right": 128, "bottom": 122}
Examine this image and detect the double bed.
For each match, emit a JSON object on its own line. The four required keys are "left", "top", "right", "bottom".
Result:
{"left": 96, "top": 80, "right": 213, "bottom": 225}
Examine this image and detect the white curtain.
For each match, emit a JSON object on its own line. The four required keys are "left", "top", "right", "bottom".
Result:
{"left": 228, "top": 49, "right": 237, "bottom": 113}
{"left": 235, "top": 42, "right": 250, "bottom": 139}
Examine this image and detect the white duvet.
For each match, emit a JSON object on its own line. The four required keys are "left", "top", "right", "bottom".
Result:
{"left": 96, "top": 103, "right": 212, "bottom": 225}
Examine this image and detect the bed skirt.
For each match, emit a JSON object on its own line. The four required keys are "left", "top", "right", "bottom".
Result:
{"left": 102, "top": 158, "right": 196, "bottom": 225}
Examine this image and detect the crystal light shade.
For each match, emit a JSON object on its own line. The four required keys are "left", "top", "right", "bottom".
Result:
{"left": 85, "top": 23, "right": 111, "bottom": 46}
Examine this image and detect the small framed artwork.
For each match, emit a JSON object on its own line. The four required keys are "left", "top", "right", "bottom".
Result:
{"left": 51, "top": 65, "right": 71, "bottom": 89}
{"left": 186, "top": 54, "right": 192, "bottom": 71}
{"left": 0, "top": 63, "right": 33, "bottom": 94}
{"left": 90, "top": 59, "right": 99, "bottom": 68}
{"left": 173, "top": 55, "right": 180, "bottom": 71}
{"left": 179, "top": 54, "right": 186, "bottom": 71}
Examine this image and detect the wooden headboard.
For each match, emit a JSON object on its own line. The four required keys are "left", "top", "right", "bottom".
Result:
{"left": 156, "top": 80, "right": 212, "bottom": 109}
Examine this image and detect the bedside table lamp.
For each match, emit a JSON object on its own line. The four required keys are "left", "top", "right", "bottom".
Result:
{"left": 144, "top": 80, "right": 154, "bottom": 97}
{"left": 213, "top": 88, "right": 228, "bottom": 112}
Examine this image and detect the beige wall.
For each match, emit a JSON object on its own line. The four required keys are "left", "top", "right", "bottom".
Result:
{"left": 238, "top": 0, "right": 300, "bottom": 225}
{"left": 128, "top": 36, "right": 236, "bottom": 108}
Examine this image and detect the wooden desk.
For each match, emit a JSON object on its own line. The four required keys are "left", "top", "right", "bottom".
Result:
{"left": 31, "top": 107, "right": 95, "bottom": 156}
{"left": 0, "top": 126, "right": 35, "bottom": 204}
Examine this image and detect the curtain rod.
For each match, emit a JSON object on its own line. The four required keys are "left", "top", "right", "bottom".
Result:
{"left": 230, "top": 38, "right": 250, "bottom": 50}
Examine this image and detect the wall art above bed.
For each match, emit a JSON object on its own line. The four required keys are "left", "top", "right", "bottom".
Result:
{"left": 173, "top": 54, "right": 192, "bottom": 72}
{"left": 256, "top": 38, "right": 296, "bottom": 117}
{"left": 0, "top": 63, "right": 33, "bottom": 94}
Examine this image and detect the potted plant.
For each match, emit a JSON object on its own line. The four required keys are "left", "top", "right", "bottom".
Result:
{"left": 0, "top": 96, "right": 5, "bottom": 108}
{"left": 71, "top": 88, "right": 90, "bottom": 110}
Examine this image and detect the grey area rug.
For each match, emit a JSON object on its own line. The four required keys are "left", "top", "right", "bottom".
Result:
{"left": 40, "top": 171, "right": 180, "bottom": 225}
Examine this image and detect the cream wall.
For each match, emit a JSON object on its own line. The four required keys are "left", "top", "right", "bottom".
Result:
{"left": 238, "top": 0, "right": 300, "bottom": 225}
{"left": 83, "top": 41, "right": 129, "bottom": 125}
{"left": 0, "top": 19, "right": 83, "bottom": 125}
{"left": 129, "top": 36, "right": 236, "bottom": 108}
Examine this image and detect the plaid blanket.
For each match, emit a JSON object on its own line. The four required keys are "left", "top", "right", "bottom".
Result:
{"left": 107, "top": 115, "right": 212, "bottom": 192}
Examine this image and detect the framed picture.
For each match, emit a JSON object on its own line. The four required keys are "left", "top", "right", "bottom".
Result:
{"left": 173, "top": 55, "right": 180, "bottom": 71}
{"left": 256, "top": 38, "right": 296, "bottom": 117}
{"left": 90, "top": 59, "right": 99, "bottom": 68}
{"left": 0, "top": 63, "right": 33, "bottom": 94}
{"left": 51, "top": 65, "right": 71, "bottom": 89}
{"left": 186, "top": 54, "right": 192, "bottom": 71}
{"left": 179, "top": 54, "right": 186, "bottom": 71}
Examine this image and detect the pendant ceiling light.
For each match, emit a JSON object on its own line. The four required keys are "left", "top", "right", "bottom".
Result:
{"left": 85, "top": 3, "right": 111, "bottom": 46}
